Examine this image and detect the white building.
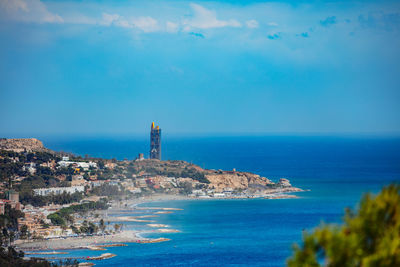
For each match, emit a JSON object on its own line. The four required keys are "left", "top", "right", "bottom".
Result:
{"left": 77, "top": 162, "right": 90, "bottom": 170}
{"left": 23, "top": 162, "right": 36, "bottom": 174}
{"left": 33, "top": 186, "right": 85, "bottom": 196}
{"left": 57, "top": 160, "right": 97, "bottom": 170}
{"left": 57, "top": 160, "right": 71, "bottom": 168}
{"left": 129, "top": 188, "right": 142, "bottom": 194}
{"left": 90, "top": 180, "right": 106, "bottom": 188}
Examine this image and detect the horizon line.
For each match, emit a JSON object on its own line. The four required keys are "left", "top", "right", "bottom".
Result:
{"left": 1, "top": 131, "right": 400, "bottom": 139}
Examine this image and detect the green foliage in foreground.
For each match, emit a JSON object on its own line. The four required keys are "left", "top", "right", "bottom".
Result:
{"left": 287, "top": 184, "right": 400, "bottom": 267}
{"left": 0, "top": 246, "right": 78, "bottom": 266}
{"left": 0, "top": 246, "right": 53, "bottom": 266}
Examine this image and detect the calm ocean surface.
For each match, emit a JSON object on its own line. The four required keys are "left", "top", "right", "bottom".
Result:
{"left": 40, "top": 136, "right": 400, "bottom": 266}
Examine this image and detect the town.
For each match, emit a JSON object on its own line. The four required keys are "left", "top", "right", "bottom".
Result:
{"left": 0, "top": 123, "right": 301, "bottom": 263}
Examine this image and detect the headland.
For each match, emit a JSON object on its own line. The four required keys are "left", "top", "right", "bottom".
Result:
{"left": 0, "top": 137, "right": 305, "bottom": 263}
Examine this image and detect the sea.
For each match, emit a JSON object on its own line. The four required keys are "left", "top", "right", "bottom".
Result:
{"left": 37, "top": 135, "right": 400, "bottom": 266}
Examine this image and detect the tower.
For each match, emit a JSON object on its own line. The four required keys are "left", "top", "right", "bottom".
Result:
{"left": 150, "top": 122, "right": 161, "bottom": 160}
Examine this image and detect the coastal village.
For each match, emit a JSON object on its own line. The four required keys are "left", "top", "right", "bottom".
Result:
{"left": 0, "top": 123, "right": 302, "bottom": 264}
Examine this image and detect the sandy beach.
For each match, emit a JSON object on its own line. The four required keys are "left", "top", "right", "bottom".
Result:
{"left": 15, "top": 194, "right": 187, "bottom": 252}
{"left": 16, "top": 193, "right": 302, "bottom": 252}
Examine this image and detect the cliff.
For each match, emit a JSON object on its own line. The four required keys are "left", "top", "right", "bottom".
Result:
{"left": 0, "top": 138, "right": 49, "bottom": 153}
{"left": 205, "top": 171, "right": 274, "bottom": 191}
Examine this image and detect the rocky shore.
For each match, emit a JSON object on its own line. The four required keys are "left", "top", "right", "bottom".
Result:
{"left": 16, "top": 231, "right": 140, "bottom": 251}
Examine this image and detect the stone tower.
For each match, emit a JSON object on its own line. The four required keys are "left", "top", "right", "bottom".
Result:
{"left": 150, "top": 122, "right": 161, "bottom": 160}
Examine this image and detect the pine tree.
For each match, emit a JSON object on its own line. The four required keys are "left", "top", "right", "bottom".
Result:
{"left": 287, "top": 184, "right": 400, "bottom": 267}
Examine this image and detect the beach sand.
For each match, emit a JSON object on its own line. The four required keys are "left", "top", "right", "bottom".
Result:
{"left": 16, "top": 194, "right": 187, "bottom": 252}
{"left": 16, "top": 193, "right": 300, "bottom": 252}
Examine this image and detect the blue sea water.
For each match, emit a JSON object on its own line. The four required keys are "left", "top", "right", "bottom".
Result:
{"left": 39, "top": 136, "right": 400, "bottom": 266}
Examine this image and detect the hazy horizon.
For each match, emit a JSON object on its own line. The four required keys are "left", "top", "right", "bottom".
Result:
{"left": 2, "top": 132, "right": 400, "bottom": 141}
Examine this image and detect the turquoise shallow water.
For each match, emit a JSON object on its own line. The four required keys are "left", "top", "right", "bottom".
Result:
{"left": 37, "top": 136, "right": 400, "bottom": 266}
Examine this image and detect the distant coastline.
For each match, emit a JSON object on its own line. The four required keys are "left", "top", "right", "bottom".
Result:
{"left": 1, "top": 137, "right": 305, "bottom": 264}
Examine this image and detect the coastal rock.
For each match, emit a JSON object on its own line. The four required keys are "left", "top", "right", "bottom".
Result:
{"left": 0, "top": 138, "right": 49, "bottom": 153}
{"left": 277, "top": 178, "right": 292, "bottom": 187}
{"left": 205, "top": 171, "right": 273, "bottom": 191}
{"left": 206, "top": 173, "right": 247, "bottom": 191}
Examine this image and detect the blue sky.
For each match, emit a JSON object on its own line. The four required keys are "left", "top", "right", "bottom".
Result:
{"left": 0, "top": 0, "right": 399, "bottom": 136}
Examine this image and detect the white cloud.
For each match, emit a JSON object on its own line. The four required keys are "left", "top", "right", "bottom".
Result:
{"left": 132, "top": 16, "right": 158, "bottom": 32}
{"left": 166, "top": 21, "right": 179, "bottom": 33}
{"left": 116, "top": 19, "right": 131, "bottom": 28}
{"left": 0, "top": 1, "right": 256, "bottom": 36}
{"left": 100, "top": 5, "right": 241, "bottom": 34}
{"left": 100, "top": 13, "right": 128, "bottom": 28}
{"left": 0, "top": 0, "right": 63, "bottom": 23}
{"left": 184, "top": 3, "right": 241, "bottom": 30}
{"left": 101, "top": 13, "right": 122, "bottom": 26}
{"left": 100, "top": 13, "right": 131, "bottom": 28}
{"left": 100, "top": 13, "right": 158, "bottom": 32}
{"left": 268, "top": 22, "right": 278, "bottom": 26}
{"left": 63, "top": 14, "right": 96, "bottom": 25}
{"left": 246, "top": 19, "right": 259, "bottom": 28}
{"left": 1, "top": 0, "right": 28, "bottom": 12}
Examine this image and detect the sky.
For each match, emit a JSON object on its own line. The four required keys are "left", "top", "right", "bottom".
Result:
{"left": 0, "top": 0, "right": 400, "bottom": 136}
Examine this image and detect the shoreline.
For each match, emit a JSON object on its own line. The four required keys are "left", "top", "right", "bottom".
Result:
{"left": 15, "top": 194, "right": 187, "bottom": 252}
{"left": 16, "top": 190, "right": 304, "bottom": 252}
{"left": 16, "top": 230, "right": 143, "bottom": 251}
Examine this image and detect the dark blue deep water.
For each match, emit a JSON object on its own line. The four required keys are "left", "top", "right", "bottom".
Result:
{"left": 41, "top": 136, "right": 400, "bottom": 266}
